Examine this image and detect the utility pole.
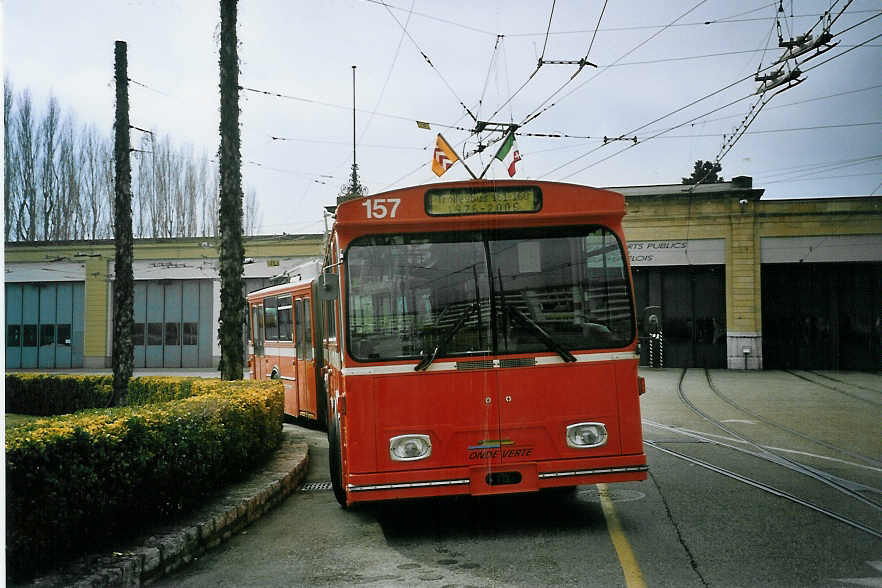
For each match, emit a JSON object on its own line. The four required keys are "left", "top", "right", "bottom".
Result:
{"left": 338, "top": 65, "right": 366, "bottom": 203}
{"left": 111, "top": 40, "right": 134, "bottom": 404}
{"left": 352, "top": 65, "right": 355, "bottom": 175}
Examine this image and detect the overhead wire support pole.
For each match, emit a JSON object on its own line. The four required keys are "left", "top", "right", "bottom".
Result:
{"left": 352, "top": 65, "right": 355, "bottom": 169}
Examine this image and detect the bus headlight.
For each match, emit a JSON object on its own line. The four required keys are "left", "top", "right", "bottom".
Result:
{"left": 389, "top": 434, "right": 432, "bottom": 461}
{"left": 566, "top": 423, "right": 608, "bottom": 448}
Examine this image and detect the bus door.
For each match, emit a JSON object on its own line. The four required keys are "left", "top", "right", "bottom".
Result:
{"left": 294, "top": 298, "right": 316, "bottom": 418}
{"left": 251, "top": 303, "right": 265, "bottom": 379}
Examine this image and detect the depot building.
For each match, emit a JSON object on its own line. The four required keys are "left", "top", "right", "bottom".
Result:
{"left": 5, "top": 177, "right": 880, "bottom": 371}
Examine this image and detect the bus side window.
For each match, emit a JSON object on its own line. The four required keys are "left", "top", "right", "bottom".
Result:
{"left": 264, "top": 296, "right": 279, "bottom": 341}
{"left": 278, "top": 295, "right": 293, "bottom": 342}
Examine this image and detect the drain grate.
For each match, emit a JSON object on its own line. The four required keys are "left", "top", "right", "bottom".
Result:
{"left": 299, "top": 481, "right": 333, "bottom": 492}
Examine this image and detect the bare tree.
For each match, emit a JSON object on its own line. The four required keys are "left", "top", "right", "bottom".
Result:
{"left": 54, "top": 118, "right": 79, "bottom": 240}
{"left": 38, "top": 95, "right": 61, "bottom": 240}
{"left": 4, "top": 80, "right": 261, "bottom": 243}
{"left": 15, "top": 90, "right": 40, "bottom": 241}
{"left": 4, "top": 76, "right": 18, "bottom": 240}
{"left": 80, "top": 124, "right": 109, "bottom": 239}
{"left": 244, "top": 186, "right": 261, "bottom": 236}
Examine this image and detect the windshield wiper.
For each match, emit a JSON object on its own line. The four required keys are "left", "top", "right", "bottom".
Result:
{"left": 505, "top": 304, "right": 577, "bottom": 363}
{"left": 415, "top": 301, "right": 479, "bottom": 371}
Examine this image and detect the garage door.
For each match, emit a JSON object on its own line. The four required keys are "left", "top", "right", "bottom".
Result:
{"left": 632, "top": 266, "right": 726, "bottom": 368}
{"left": 5, "top": 282, "right": 85, "bottom": 369}
{"left": 132, "top": 280, "right": 213, "bottom": 368}
{"left": 762, "top": 262, "right": 881, "bottom": 370}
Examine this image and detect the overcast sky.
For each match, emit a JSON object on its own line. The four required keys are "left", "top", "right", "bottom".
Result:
{"left": 4, "top": 1, "right": 881, "bottom": 235}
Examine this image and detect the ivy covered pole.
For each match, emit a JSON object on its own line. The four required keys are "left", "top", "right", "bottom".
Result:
{"left": 218, "top": 0, "right": 245, "bottom": 380}
{"left": 111, "top": 40, "right": 134, "bottom": 404}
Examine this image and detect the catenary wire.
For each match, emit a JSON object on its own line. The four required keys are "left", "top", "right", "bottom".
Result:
{"left": 519, "top": 0, "right": 711, "bottom": 127}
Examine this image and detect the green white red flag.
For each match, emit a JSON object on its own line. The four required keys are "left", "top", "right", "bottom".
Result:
{"left": 494, "top": 133, "right": 521, "bottom": 177}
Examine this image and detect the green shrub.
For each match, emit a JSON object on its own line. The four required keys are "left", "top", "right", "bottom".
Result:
{"left": 5, "top": 377, "right": 283, "bottom": 582}
{"left": 5, "top": 374, "right": 208, "bottom": 415}
{"left": 5, "top": 374, "right": 114, "bottom": 415}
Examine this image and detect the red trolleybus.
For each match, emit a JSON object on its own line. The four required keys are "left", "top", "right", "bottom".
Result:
{"left": 247, "top": 260, "right": 328, "bottom": 426}
{"left": 320, "top": 180, "right": 647, "bottom": 507}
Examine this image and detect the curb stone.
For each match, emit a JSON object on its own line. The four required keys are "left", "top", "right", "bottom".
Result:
{"left": 22, "top": 429, "right": 309, "bottom": 587}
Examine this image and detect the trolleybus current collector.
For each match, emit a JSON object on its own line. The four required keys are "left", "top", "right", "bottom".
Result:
{"left": 247, "top": 179, "right": 647, "bottom": 507}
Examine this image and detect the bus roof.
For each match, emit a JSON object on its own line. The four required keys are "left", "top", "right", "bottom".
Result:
{"left": 333, "top": 180, "right": 624, "bottom": 233}
{"left": 246, "top": 258, "right": 321, "bottom": 301}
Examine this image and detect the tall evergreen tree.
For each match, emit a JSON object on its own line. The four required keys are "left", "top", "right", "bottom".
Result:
{"left": 111, "top": 40, "right": 134, "bottom": 404}
{"left": 217, "top": 0, "right": 245, "bottom": 380}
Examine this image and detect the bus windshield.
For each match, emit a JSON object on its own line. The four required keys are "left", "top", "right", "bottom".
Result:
{"left": 346, "top": 226, "right": 635, "bottom": 362}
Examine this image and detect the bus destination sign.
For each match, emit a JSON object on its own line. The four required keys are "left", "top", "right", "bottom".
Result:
{"left": 425, "top": 186, "right": 542, "bottom": 216}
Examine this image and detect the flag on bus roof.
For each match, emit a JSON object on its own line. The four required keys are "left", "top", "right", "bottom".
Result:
{"left": 494, "top": 133, "right": 521, "bottom": 177}
{"left": 416, "top": 120, "right": 431, "bottom": 130}
{"left": 432, "top": 134, "right": 459, "bottom": 177}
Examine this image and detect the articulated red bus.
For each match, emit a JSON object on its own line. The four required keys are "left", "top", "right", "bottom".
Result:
{"left": 246, "top": 260, "right": 327, "bottom": 426}
{"left": 248, "top": 180, "right": 647, "bottom": 507}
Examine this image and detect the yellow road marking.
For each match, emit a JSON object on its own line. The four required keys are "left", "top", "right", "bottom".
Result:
{"left": 598, "top": 483, "right": 647, "bottom": 588}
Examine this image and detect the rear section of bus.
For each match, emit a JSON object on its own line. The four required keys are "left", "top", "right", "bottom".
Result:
{"left": 328, "top": 181, "right": 647, "bottom": 505}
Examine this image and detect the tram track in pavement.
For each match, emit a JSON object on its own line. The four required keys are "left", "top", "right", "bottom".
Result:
{"left": 643, "top": 367, "right": 882, "bottom": 540}
{"left": 804, "top": 370, "right": 882, "bottom": 396}
{"left": 643, "top": 440, "right": 882, "bottom": 540}
{"left": 784, "top": 369, "right": 881, "bottom": 407}
{"left": 703, "top": 370, "right": 880, "bottom": 468}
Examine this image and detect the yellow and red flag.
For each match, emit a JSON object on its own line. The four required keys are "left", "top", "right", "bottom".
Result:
{"left": 432, "top": 134, "right": 459, "bottom": 177}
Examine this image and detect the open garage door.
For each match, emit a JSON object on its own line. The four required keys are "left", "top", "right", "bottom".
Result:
{"left": 762, "top": 262, "right": 881, "bottom": 370}
{"left": 632, "top": 266, "right": 726, "bottom": 368}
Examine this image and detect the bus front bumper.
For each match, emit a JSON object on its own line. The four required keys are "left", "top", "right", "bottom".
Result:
{"left": 345, "top": 454, "right": 648, "bottom": 504}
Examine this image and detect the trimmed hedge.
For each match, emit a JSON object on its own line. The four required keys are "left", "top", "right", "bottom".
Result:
{"left": 4, "top": 374, "right": 205, "bottom": 415}
{"left": 5, "top": 377, "right": 284, "bottom": 582}
{"left": 5, "top": 374, "right": 114, "bottom": 415}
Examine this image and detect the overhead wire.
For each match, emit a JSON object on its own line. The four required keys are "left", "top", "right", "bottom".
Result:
{"left": 520, "top": 0, "right": 711, "bottom": 128}
{"left": 361, "top": 0, "right": 495, "bottom": 36}
{"left": 380, "top": 2, "right": 478, "bottom": 122}
{"left": 239, "top": 85, "right": 472, "bottom": 132}
{"left": 754, "top": 153, "right": 882, "bottom": 178}
{"left": 651, "top": 121, "right": 882, "bottom": 138}
{"left": 679, "top": 20, "right": 881, "bottom": 188}
{"left": 555, "top": 92, "right": 757, "bottom": 180}
{"left": 546, "top": 19, "right": 881, "bottom": 182}
{"left": 358, "top": 0, "right": 416, "bottom": 145}
{"left": 584, "top": 0, "right": 609, "bottom": 58}
{"left": 504, "top": 7, "right": 879, "bottom": 36}
{"left": 540, "top": 0, "right": 556, "bottom": 62}
{"left": 476, "top": 35, "right": 505, "bottom": 120}
{"left": 688, "top": 83, "right": 882, "bottom": 125}
{"left": 763, "top": 170, "right": 881, "bottom": 184}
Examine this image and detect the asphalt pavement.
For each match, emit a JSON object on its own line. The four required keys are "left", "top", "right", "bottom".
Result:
{"left": 17, "top": 368, "right": 881, "bottom": 587}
